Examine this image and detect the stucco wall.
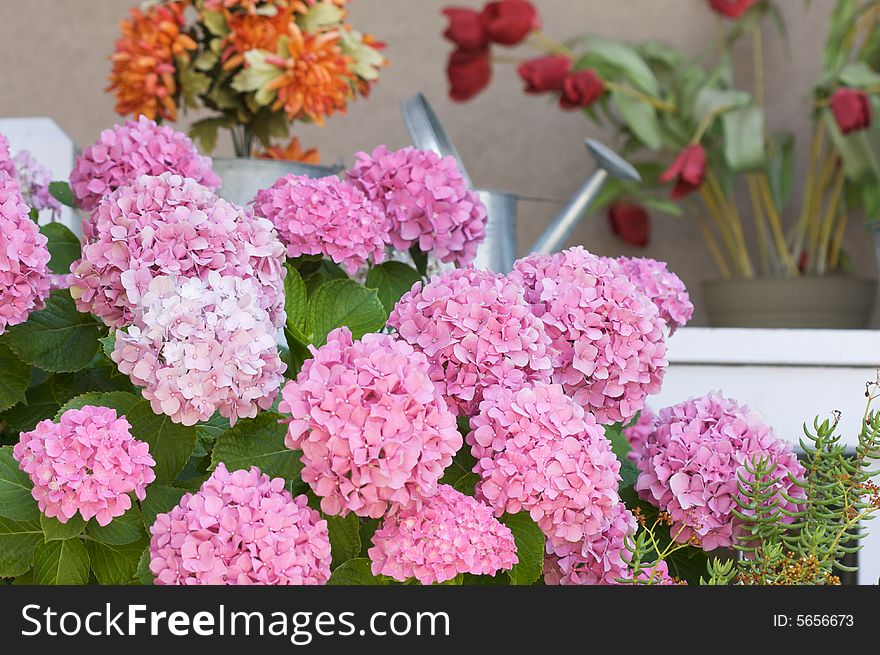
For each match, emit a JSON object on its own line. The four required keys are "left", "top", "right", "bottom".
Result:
{"left": 0, "top": 0, "right": 872, "bottom": 324}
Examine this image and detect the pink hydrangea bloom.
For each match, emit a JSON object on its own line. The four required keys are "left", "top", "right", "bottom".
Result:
{"left": 0, "top": 173, "right": 52, "bottom": 334}
{"left": 347, "top": 145, "right": 487, "bottom": 266}
{"left": 509, "top": 247, "right": 668, "bottom": 425}
{"left": 469, "top": 383, "right": 621, "bottom": 545}
{"left": 69, "top": 172, "right": 285, "bottom": 329}
{"left": 112, "top": 274, "right": 286, "bottom": 426}
{"left": 624, "top": 406, "right": 656, "bottom": 465}
{"left": 280, "top": 327, "right": 461, "bottom": 518}
{"left": 0, "top": 134, "right": 14, "bottom": 177}
{"left": 13, "top": 405, "right": 156, "bottom": 526}
{"left": 13, "top": 150, "right": 61, "bottom": 216}
{"left": 253, "top": 174, "right": 388, "bottom": 274}
{"left": 615, "top": 257, "right": 693, "bottom": 333}
{"left": 369, "top": 485, "right": 517, "bottom": 584}
{"left": 149, "top": 463, "right": 331, "bottom": 585}
{"left": 388, "top": 267, "right": 553, "bottom": 416}
{"left": 70, "top": 116, "right": 220, "bottom": 217}
{"left": 633, "top": 392, "right": 806, "bottom": 551}
{"left": 543, "top": 502, "right": 636, "bottom": 585}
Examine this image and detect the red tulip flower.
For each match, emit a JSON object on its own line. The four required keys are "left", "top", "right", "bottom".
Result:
{"left": 708, "top": 0, "right": 758, "bottom": 18}
{"left": 442, "top": 7, "right": 490, "bottom": 50}
{"left": 447, "top": 47, "right": 492, "bottom": 101}
{"left": 482, "top": 0, "right": 540, "bottom": 46}
{"left": 659, "top": 144, "right": 707, "bottom": 199}
{"left": 608, "top": 202, "right": 650, "bottom": 247}
{"left": 830, "top": 87, "right": 872, "bottom": 134}
{"left": 560, "top": 70, "right": 605, "bottom": 110}
{"left": 517, "top": 55, "right": 571, "bottom": 94}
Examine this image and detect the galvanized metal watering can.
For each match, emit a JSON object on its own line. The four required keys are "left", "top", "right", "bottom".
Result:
{"left": 400, "top": 94, "right": 641, "bottom": 273}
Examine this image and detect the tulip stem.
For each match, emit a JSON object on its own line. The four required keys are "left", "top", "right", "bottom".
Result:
{"left": 697, "top": 213, "right": 732, "bottom": 279}
{"left": 528, "top": 31, "right": 575, "bottom": 58}
{"left": 746, "top": 174, "right": 772, "bottom": 274}
{"left": 755, "top": 173, "right": 798, "bottom": 276}
{"left": 604, "top": 81, "right": 677, "bottom": 112}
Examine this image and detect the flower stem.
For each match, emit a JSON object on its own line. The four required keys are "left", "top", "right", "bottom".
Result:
{"left": 604, "top": 81, "right": 677, "bottom": 112}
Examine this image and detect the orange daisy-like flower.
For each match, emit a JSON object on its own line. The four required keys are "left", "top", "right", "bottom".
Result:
{"left": 255, "top": 136, "right": 320, "bottom": 164}
{"left": 108, "top": 2, "right": 197, "bottom": 122}
{"left": 221, "top": 6, "right": 297, "bottom": 70}
{"left": 263, "top": 27, "right": 354, "bottom": 125}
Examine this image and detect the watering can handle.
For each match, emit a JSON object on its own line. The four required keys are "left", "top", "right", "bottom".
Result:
{"left": 530, "top": 139, "right": 641, "bottom": 255}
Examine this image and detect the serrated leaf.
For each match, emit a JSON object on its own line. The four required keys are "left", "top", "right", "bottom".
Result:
{"left": 0, "top": 446, "right": 39, "bottom": 521}
{"left": 88, "top": 505, "right": 145, "bottom": 545}
{"left": 326, "top": 513, "right": 361, "bottom": 569}
{"left": 40, "top": 222, "right": 81, "bottom": 274}
{"left": 48, "top": 181, "right": 76, "bottom": 208}
{"left": 136, "top": 546, "right": 154, "bottom": 584}
{"left": 305, "top": 279, "right": 386, "bottom": 346}
{"left": 284, "top": 263, "right": 308, "bottom": 340}
{"left": 41, "top": 514, "right": 86, "bottom": 541}
{"left": 365, "top": 262, "right": 422, "bottom": 314}
{"left": 0, "top": 515, "right": 43, "bottom": 577}
{"left": 141, "top": 485, "right": 187, "bottom": 532}
{"left": 3, "top": 290, "right": 100, "bottom": 373}
{"left": 302, "top": 259, "right": 348, "bottom": 296}
{"left": 211, "top": 412, "right": 301, "bottom": 480}
{"left": 327, "top": 558, "right": 389, "bottom": 585}
{"left": 55, "top": 391, "right": 141, "bottom": 420}
{"left": 32, "top": 537, "right": 90, "bottom": 585}
{"left": 125, "top": 401, "right": 198, "bottom": 484}
{"left": 409, "top": 246, "right": 428, "bottom": 277}
{"left": 501, "top": 512, "right": 544, "bottom": 586}
{"left": 87, "top": 537, "right": 149, "bottom": 585}
{"left": 0, "top": 342, "right": 29, "bottom": 412}
{"left": 100, "top": 333, "right": 116, "bottom": 360}
{"left": 196, "top": 413, "right": 231, "bottom": 442}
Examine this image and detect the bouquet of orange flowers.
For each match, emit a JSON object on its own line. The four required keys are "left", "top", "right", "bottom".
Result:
{"left": 108, "top": 0, "right": 385, "bottom": 158}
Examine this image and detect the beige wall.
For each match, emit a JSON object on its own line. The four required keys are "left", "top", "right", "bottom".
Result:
{"left": 0, "top": 0, "right": 872, "bottom": 324}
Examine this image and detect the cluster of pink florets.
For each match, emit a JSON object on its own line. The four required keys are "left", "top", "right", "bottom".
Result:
{"left": 149, "top": 463, "right": 331, "bottom": 585}
{"left": 347, "top": 145, "right": 486, "bottom": 266}
{"left": 631, "top": 392, "right": 806, "bottom": 550}
{"left": 388, "top": 267, "right": 553, "bottom": 416}
{"left": 12, "top": 150, "right": 61, "bottom": 216}
{"left": 0, "top": 173, "right": 51, "bottom": 334}
{"left": 13, "top": 406, "right": 155, "bottom": 526}
{"left": 253, "top": 174, "right": 388, "bottom": 275}
{"left": 369, "top": 484, "right": 517, "bottom": 584}
{"left": 69, "top": 172, "right": 285, "bottom": 329}
{"left": 112, "top": 274, "right": 286, "bottom": 426}
{"left": 615, "top": 257, "right": 693, "bottom": 333}
{"left": 509, "top": 247, "right": 668, "bottom": 425}
{"left": 0, "top": 135, "right": 13, "bottom": 177}
{"left": 469, "top": 383, "right": 621, "bottom": 545}
{"left": 70, "top": 116, "right": 220, "bottom": 216}
{"left": 543, "top": 502, "right": 635, "bottom": 585}
{"left": 280, "top": 327, "right": 461, "bottom": 518}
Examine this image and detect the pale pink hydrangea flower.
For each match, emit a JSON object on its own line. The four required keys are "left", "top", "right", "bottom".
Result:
{"left": 624, "top": 406, "right": 656, "bottom": 466}
{"left": 280, "top": 327, "right": 461, "bottom": 518}
{"left": 543, "top": 502, "right": 636, "bottom": 585}
{"left": 388, "top": 267, "right": 553, "bottom": 416}
{"left": 70, "top": 116, "right": 220, "bottom": 217}
{"left": 614, "top": 257, "right": 693, "bottom": 333}
{"left": 469, "top": 383, "right": 622, "bottom": 545}
{"left": 112, "top": 273, "right": 286, "bottom": 426}
{"left": 253, "top": 174, "right": 388, "bottom": 274}
{"left": 347, "top": 145, "right": 487, "bottom": 266}
{"left": 0, "top": 173, "right": 52, "bottom": 334}
{"left": 633, "top": 392, "right": 806, "bottom": 551}
{"left": 12, "top": 151, "right": 61, "bottom": 216}
{"left": 369, "top": 484, "right": 517, "bottom": 584}
{"left": 69, "top": 172, "right": 285, "bottom": 329}
{"left": 150, "top": 463, "right": 331, "bottom": 585}
{"left": 0, "top": 134, "right": 14, "bottom": 177}
{"left": 13, "top": 405, "right": 156, "bottom": 526}
{"left": 509, "top": 247, "right": 668, "bottom": 425}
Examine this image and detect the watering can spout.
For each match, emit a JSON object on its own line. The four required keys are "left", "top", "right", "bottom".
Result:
{"left": 529, "top": 139, "right": 641, "bottom": 255}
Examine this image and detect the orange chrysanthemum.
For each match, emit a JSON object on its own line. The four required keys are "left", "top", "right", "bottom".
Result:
{"left": 255, "top": 136, "right": 320, "bottom": 164}
{"left": 203, "top": 0, "right": 293, "bottom": 14}
{"left": 108, "top": 2, "right": 197, "bottom": 122}
{"left": 264, "top": 27, "right": 354, "bottom": 125}
{"left": 221, "top": 6, "right": 297, "bottom": 70}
